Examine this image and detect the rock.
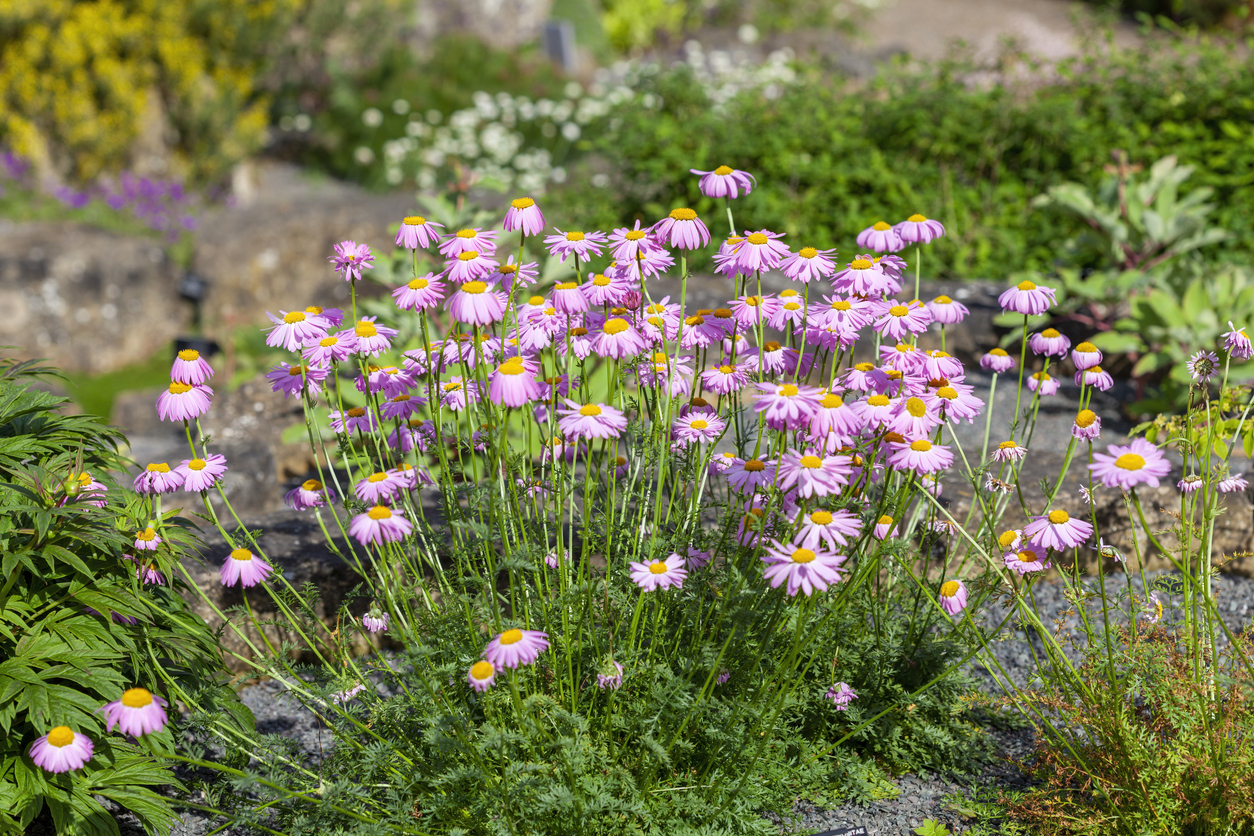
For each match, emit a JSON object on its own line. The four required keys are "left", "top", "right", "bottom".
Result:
{"left": 0, "top": 220, "right": 185, "bottom": 374}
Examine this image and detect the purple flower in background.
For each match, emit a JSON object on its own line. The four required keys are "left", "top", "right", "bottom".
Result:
{"left": 826, "top": 682, "right": 858, "bottom": 710}
{"left": 690, "top": 165, "right": 755, "bottom": 199}
{"left": 330, "top": 240, "right": 375, "bottom": 281}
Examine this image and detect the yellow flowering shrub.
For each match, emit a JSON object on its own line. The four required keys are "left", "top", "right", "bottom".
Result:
{"left": 0, "top": 0, "right": 299, "bottom": 184}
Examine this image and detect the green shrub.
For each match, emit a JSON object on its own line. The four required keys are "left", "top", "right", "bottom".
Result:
{"left": 0, "top": 355, "right": 251, "bottom": 836}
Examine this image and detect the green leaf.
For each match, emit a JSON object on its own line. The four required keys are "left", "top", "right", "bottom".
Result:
{"left": 1243, "top": 426, "right": 1253, "bottom": 459}
{"left": 1089, "top": 331, "right": 1145, "bottom": 354}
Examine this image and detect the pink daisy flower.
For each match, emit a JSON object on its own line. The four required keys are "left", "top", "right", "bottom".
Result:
{"left": 1223, "top": 321, "right": 1254, "bottom": 360}
{"left": 998, "top": 279, "right": 1056, "bottom": 316}
{"left": 701, "top": 362, "right": 750, "bottom": 395}
{"left": 1220, "top": 472, "right": 1249, "bottom": 493}
{"left": 446, "top": 281, "right": 507, "bottom": 326}
{"left": 395, "top": 215, "right": 444, "bottom": 249}
{"left": 596, "top": 660, "right": 625, "bottom": 690}
{"left": 220, "top": 548, "right": 272, "bottom": 587}
{"left": 831, "top": 256, "right": 899, "bottom": 296}
{"left": 467, "top": 660, "right": 497, "bottom": 693}
{"left": 776, "top": 451, "right": 851, "bottom": 498}
{"left": 939, "top": 580, "right": 968, "bottom": 615}
{"left": 753, "top": 382, "right": 824, "bottom": 432}
{"left": 873, "top": 515, "right": 899, "bottom": 540}
{"left": 1075, "top": 365, "right": 1114, "bottom": 391}
{"left": 492, "top": 256, "right": 539, "bottom": 293}
{"left": 133, "top": 527, "right": 161, "bottom": 551}
{"left": 929, "top": 383, "right": 983, "bottom": 423}
{"left": 29, "top": 727, "right": 93, "bottom": 774}
{"left": 489, "top": 358, "right": 544, "bottom": 408}
{"left": 826, "top": 682, "right": 858, "bottom": 709}
{"left": 691, "top": 165, "right": 755, "bottom": 199}
{"left": 444, "top": 249, "right": 499, "bottom": 283}
{"left": 1072, "top": 409, "right": 1102, "bottom": 440}
{"left": 841, "top": 363, "right": 889, "bottom": 394}
{"left": 545, "top": 229, "right": 607, "bottom": 263}
{"left": 557, "top": 400, "right": 627, "bottom": 441}
{"left": 1023, "top": 509, "right": 1094, "bottom": 551}
{"left": 483, "top": 628, "right": 549, "bottom": 669}
{"left": 1088, "top": 437, "right": 1171, "bottom": 490}
{"left": 895, "top": 214, "right": 945, "bottom": 244}
{"left": 793, "top": 507, "right": 862, "bottom": 550}
{"left": 672, "top": 412, "right": 726, "bottom": 447}
{"left": 59, "top": 471, "right": 108, "bottom": 508}
{"left": 653, "top": 208, "right": 711, "bottom": 250}
{"left": 303, "top": 334, "right": 356, "bottom": 366}
{"left": 100, "top": 687, "right": 168, "bottom": 736}
{"left": 381, "top": 393, "right": 424, "bottom": 421}
{"left": 593, "top": 317, "right": 647, "bottom": 360}
{"left": 503, "top": 197, "right": 545, "bottom": 236}
{"left": 583, "top": 270, "right": 629, "bottom": 306}
{"left": 362, "top": 609, "right": 389, "bottom": 633}
{"left": 992, "top": 440, "right": 1027, "bottom": 463}
{"left": 888, "top": 395, "right": 943, "bottom": 438}
{"left": 266, "top": 362, "right": 329, "bottom": 399}
{"left": 133, "top": 462, "right": 184, "bottom": 495}
{"left": 732, "top": 230, "right": 790, "bottom": 274}
{"left": 1029, "top": 328, "right": 1071, "bottom": 357}
{"left": 856, "top": 221, "right": 904, "bottom": 253}
{"left": 629, "top": 553, "right": 688, "bottom": 591}
{"left": 684, "top": 547, "right": 712, "bottom": 570}
{"left": 354, "top": 470, "right": 407, "bottom": 504}
{"left": 156, "top": 381, "right": 212, "bottom": 422}
{"left": 874, "top": 301, "right": 933, "bottom": 341}
{"left": 926, "top": 295, "right": 969, "bottom": 325}
{"left": 265, "top": 310, "right": 326, "bottom": 352}
{"left": 1187, "top": 350, "right": 1220, "bottom": 383}
{"left": 171, "top": 349, "right": 213, "bottom": 385}
{"left": 1004, "top": 543, "right": 1050, "bottom": 575}
{"left": 780, "top": 246, "right": 837, "bottom": 284}
{"left": 1027, "top": 372, "right": 1059, "bottom": 396}
{"left": 762, "top": 539, "right": 846, "bottom": 597}
{"left": 392, "top": 273, "right": 446, "bottom": 311}
{"left": 888, "top": 438, "right": 953, "bottom": 475}
{"left": 329, "top": 406, "right": 378, "bottom": 436}
{"left": 724, "top": 457, "right": 777, "bottom": 495}
{"left": 176, "top": 454, "right": 228, "bottom": 493}
{"left": 439, "top": 227, "right": 499, "bottom": 258}
{"left": 329, "top": 240, "right": 374, "bottom": 282}
{"left": 1178, "top": 474, "right": 1203, "bottom": 493}
{"left": 285, "top": 478, "right": 332, "bottom": 510}
{"left": 345, "top": 318, "right": 398, "bottom": 357}
{"left": 1071, "top": 341, "right": 1102, "bottom": 371}
{"left": 609, "top": 220, "right": 657, "bottom": 263}
{"left": 850, "top": 394, "right": 895, "bottom": 431}
{"left": 350, "top": 505, "right": 414, "bottom": 547}
{"left": 979, "top": 348, "right": 1016, "bottom": 373}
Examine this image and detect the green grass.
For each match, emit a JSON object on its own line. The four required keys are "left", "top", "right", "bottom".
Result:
{"left": 63, "top": 347, "right": 175, "bottom": 422}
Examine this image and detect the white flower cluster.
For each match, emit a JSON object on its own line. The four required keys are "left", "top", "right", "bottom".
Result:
{"left": 344, "top": 48, "right": 801, "bottom": 192}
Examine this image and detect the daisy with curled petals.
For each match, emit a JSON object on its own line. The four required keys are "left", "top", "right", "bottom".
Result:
{"left": 769, "top": 292, "right": 808, "bottom": 330}
{"left": 381, "top": 393, "right": 424, "bottom": 421}
{"left": 395, "top": 215, "right": 444, "bottom": 249}
{"left": 100, "top": 687, "right": 168, "bottom": 736}
{"left": 729, "top": 294, "right": 781, "bottom": 329}
{"left": 998, "top": 279, "right": 1056, "bottom": 316}
{"left": 1069, "top": 341, "right": 1101, "bottom": 371}
{"left": 841, "top": 362, "right": 889, "bottom": 394}
{"left": 177, "top": 454, "right": 228, "bottom": 493}
{"left": 593, "top": 317, "right": 647, "bottom": 360}
{"left": 926, "top": 295, "right": 969, "bottom": 325}
{"left": 873, "top": 300, "right": 933, "bottom": 341}
{"left": 545, "top": 229, "right": 607, "bottom": 263}
{"left": 630, "top": 553, "right": 688, "bottom": 591}
{"left": 156, "top": 381, "right": 213, "bottom": 422}
{"left": 29, "top": 727, "right": 93, "bottom": 774}
{"left": 493, "top": 256, "right": 539, "bottom": 293}
{"left": 303, "top": 334, "right": 355, "bottom": 366}
{"left": 446, "top": 281, "right": 507, "bottom": 326}
{"left": 872, "top": 515, "right": 899, "bottom": 540}
{"left": 1023, "top": 509, "right": 1093, "bottom": 551}
{"left": 793, "top": 507, "right": 862, "bottom": 551}
{"left": 1186, "top": 350, "right": 1220, "bottom": 384}
{"left": 928, "top": 383, "right": 983, "bottom": 423}
{"left": 1027, "top": 371, "right": 1059, "bottom": 396}
{"left": 781, "top": 246, "right": 837, "bottom": 284}
{"left": 609, "top": 219, "right": 655, "bottom": 262}
{"left": 684, "top": 547, "right": 712, "bottom": 570}
{"left": 831, "top": 256, "right": 899, "bottom": 296}
{"left": 503, "top": 197, "right": 545, "bottom": 236}
{"left": 628, "top": 243, "right": 675, "bottom": 279}
{"left": 266, "top": 362, "right": 328, "bottom": 398}
{"left": 724, "top": 457, "right": 777, "bottom": 495}
{"left": 809, "top": 392, "right": 861, "bottom": 444}
{"left": 467, "top": 660, "right": 497, "bottom": 693}
{"left": 850, "top": 394, "right": 895, "bottom": 430}
{"left": 557, "top": 400, "right": 627, "bottom": 441}
{"left": 1088, "top": 437, "right": 1171, "bottom": 490}
{"left": 888, "top": 396, "right": 942, "bottom": 438}
{"left": 776, "top": 451, "right": 851, "bottom": 498}
{"left": 939, "top": 580, "right": 968, "bottom": 615}
{"left": 329, "top": 240, "right": 374, "bottom": 282}
{"left": 672, "top": 412, "right": 726, "bottom": 447}
{"left": 362, "top": 608, "right": 389, "bottom": 633}
{"left": 1220, "top": 472, "right": 1249, "bottom": 493}
{"left": 992, "top": 440, "right": 1028, "bottom": 463}
{"left": 439, "top": 227, "right": 498, "bottom": 258}
{"left": 597, "top": 660, "right": 625, "bottom": 690}
{"left": 753, "top": 382, "right": 824, "bottom": 432}
{"left": 979, "top": 348, "right": 1016, "bottom": 373}
{"left": 701, "top": 363, "right": 751, "bottom": 396}
{"left": 1223, "top": 321, "right": 1254, "bottom": 360}
{"left": 691, "top": 165, "right": 755, "bottom": 199}
{"left": 761, "top": 539, "right": 846, "bottom": 597}
{"left": 220, "top": 548, "right": 272, "bottom": 587}
{"left": 133, "top": 463, "right": 184, "bottom": 495}
{"left": 895, "top": 214, "right": 946, "bottom": 244}
{"left": 1004, "top": 543, "right": 1050, "bottom": 576}
{"left": 483, "top": 628, "right": 549, "bottom": 669}
{"left": 732, "top": 230, "right": 790, "bottom": 274}
{"left": 489, "top": 358, "right": 545, "bottom": 408}
{"left": 330, "top": 406, "right": 378, "bottom": 435}
{"left": 344, "top": 317, "right": 399, "bottom": 356}
{"left": 1072, "top": 409, "right": 1101, "bottom": 440}
{"left": 1178, "top": 474, "right": 1203, "bottom": 494}
{"left": 584, "top": 270, "right": 630, "bottom": 306}
{"left": 170, "top": 349, "right": 213, "bottom": 385}
{"left": 1029, "top": 328, "right": 1071, "bottom": 357}
{"left": 285, "top": 478, "right": 332, "bottom": 510}
{"left": 444, "top": 250, "right": 499, "bottom": 284}
{"left": 1075, "top": 366, "right": 1114, "bottom": 391}
{"left": 354, "top": 470, "right": 407, "bottom": 504}
{"left": 653, "top": 208, "right": 711, "bottom": 250}
{"left": 856, "top": 221, "right": 904, "bottom": 253}
{"left": 888, "top": 438, "right": 953, "bottom": 476}
{"left": 350, "top": 505, "right": 414, "bottom": 547}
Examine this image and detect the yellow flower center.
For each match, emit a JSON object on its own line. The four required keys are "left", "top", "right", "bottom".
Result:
{"left": 873, "top": 221, "right": 892, "bottom": 231}
{"left": 625, "top": 230, "right": 646, "bottom": 241}
{"left": 499, "top": 628, "right": 523, "bottom": 645}
{"left": 906, "top": 397, "right": 927, "bottom": 417}
{"left": 456, "top": 228, "right": 477, "bottom": 239}
{"left": 1016, "top": 280, "right": 1037, "bottom": 291}
{"left": 867, "top": 395, "right": 890, "bottom": 407}
{"left": 168, "top": 381, "right": 192, "bottom": 395}
{"left": 528, "top": 295, "right": 545, "bottom": 305}
{"left": 669, "top": 208, "right": 697, "bottom": 221}
{"left": 1115, "top": 454, "right": 1146, "bottom": 470}
{"left": 1041, "top": 328, "right": 1061, "bottom": 338}
{"left": 229, "top": 548, "right": 253, "bottom": 561}
{"left": 649, "top": 560, "right": 669, "bottom": 574}
{"left": 591, "top": 274, "right": 612, "bottom": 287}
{"left": 940, "top": 580, "right": 960, "bottom": 597}
{"left": 301, "top": 479, "right": 323, "bottom": 491}
{"left": 716, "top": 364, "right": 734, "bottom": 374}
{"left": 999, "top": 441, "right": 1019, "bottom": 451}
{"left": 998, "top": 530, "right": 1018, "bottom": 549}
{"left": 443, "top": 381, "right": 462, "bottom": 391}
{"left": 1048, "top": 510, "right": 1070, "bottom": 524}
{"left": 146, "top": 463, "right": 170, "bottom": 473}
{"left": 878, "top": 515, "right": 894, "bottom": 525}
{"left": 907, "top": 213, "right": 927, "bottom": 222}
{"left": 851, "top": 259, "right": 873, "bottom": 269}
{"left": 685, "top": 314, "right": 706, "bottom": 326}
{"left": 355, "top": 321, "right": 378, "bottom": 338}
{"left": 933, "top": 295, "right": 952, "bottom": 304}
{"left": 346, "top": 407, "right": 367, "bottom": 417}
{"left": 47, "top": 726, "right": 75, "bottom": 747}
{"left": 511, "top": 198, "right": 534, "bottom": 209}
{"left": 714, "top": 165, "right": 734, "bottom": 175}
{"left": 778, "top": 384, "right": 799, "bottom": 397}
{"left": 579, "top": 404, "right": 602, "bottom": 417}
{"left": 854, "top": 362, "right": 874, "bottom": 372}
{"left": 990, "top": 348, "right": 1009, "bottom": 357}
{"left": 565, "top": 231, "right": 586, "bottom": 241}
{"left": 744, "top": 459, "right": 766, "bottom": 472}
{"left": 1075, "top": 409, "right": 1097, "bottom": 428}
{"left": 1018, "top": 550, "right": 1037, "bottom": 563}
{"left": 809, "top": 511, "right": 833, "bottom": 525}
{"left": 121, "top": 687, "right": 153, "bottom": 708}
{"left": 461, "top": 281, "right": 487, "bottom": 294}
{"left": 458, "top": 251, "right": 481, "bottom": 262}
{"left": 1089, "top": 365, "right": 1103, "bottom": 374}
{"left": 910, "top": 439, "right": 932, "bottom": 452}
{"left": 367, "top": 472, "right": 389, "bottom": 483}
{"left": 136, "top": 528, "right": 156, "bottom": 541}
{"left": 498, "top": 359, "right": 526, "bottom": 376}
{"left": 1076, "top": 341, "right": 1097, "bottom": 353}
{"left": 177, "top": 349, "right": 200, "bottom": 362}
{"left": 367, "top": 505, "right": 393, "bottom": 520}
{"left": 471, "top": 660, "right": 494, "bottom": 679}
{"left": 791, "top": 548, "right": 816, "bottom": 564}
{"left": 743, "top": 295, "right": 761, "bottom": 307}
{"left": 799, "top": 455, "right": 823, "bottom": 469}
{"left": 690, "top": 419, "right": 709, "bottom": 430}
{"left": 406, "top": 277, "right": 430, "bottom": 291}
{"left": 283, "top": 311, "right": 306, "bottom": 324}
{"left": 570, "top": 327, "right": 588, "bottom": 336}
{"left": 747, "top": 233, "right": 769, "bottom": 245}
{"left": 938, "top": 387, "right": 959, "bottom": 400}
{"left": 1033, "top": 372, "right": 1052, "bottom": 382}
{"left": 883, "top": 431, "right": 905, "bottom": 443}
{"left": 557, "top": 281, "right": 580, "bottom": 291}
{"left": 799, "top": 247, "right": 818, "bottom": 259}
{"left": 820, "top": 394, "right": 844, "bottom": 408}
{"left": 889, "top": 305, "right": 909, "bottom": 317}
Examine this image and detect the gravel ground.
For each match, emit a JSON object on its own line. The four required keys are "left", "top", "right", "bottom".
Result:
{"left": 129, "top": 569, "right": 1254, "bottom": 836}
